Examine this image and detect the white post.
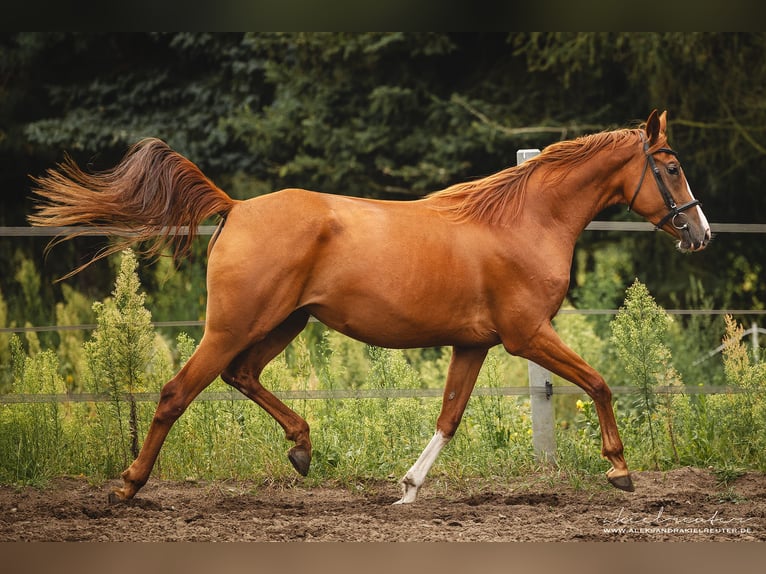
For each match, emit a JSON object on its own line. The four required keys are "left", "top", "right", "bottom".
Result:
{"left": 517, "top": 148, "right": 556, "bottom": 464}
{"left": 752, "top": 321, "right": 760, "bottom": 363}
{"left": 527, "top": 361, "right": 556, "bottom": 464}
{"left": 516, "top": 149, "right": 541, "bottom": 164}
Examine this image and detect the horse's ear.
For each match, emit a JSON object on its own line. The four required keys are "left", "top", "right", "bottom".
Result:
{"left": 659, "top": 110, "right": 668, "bottom": 133}
{"left": 645, "top": 109, "right": 661, "bottom": 144}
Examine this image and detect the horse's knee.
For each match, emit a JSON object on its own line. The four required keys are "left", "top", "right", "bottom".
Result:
{"left": 153, "top": 382, "right": 187, "bottom": 424}
{"left": 588, "top": 377, "right": 612, "bottom": 405}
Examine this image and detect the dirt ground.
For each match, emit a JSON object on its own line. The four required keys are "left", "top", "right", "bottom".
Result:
{"left": 0, "top": 467, "right": 763, "bottom": 542}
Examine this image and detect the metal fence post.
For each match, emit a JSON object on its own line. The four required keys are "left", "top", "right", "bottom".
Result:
{"left": 517, "top": 148, "right": 556, "bottom": 464}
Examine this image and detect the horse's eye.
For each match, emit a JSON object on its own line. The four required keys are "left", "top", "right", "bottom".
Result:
{"left": 667, "top": 165, "right": 679, "bottom": 176}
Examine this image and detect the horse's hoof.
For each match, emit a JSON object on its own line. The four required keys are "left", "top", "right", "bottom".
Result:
{"left": 288, "top": 448, "right": 311, "bottom": 477}
{"left": 108, "top": 488, "right": 129, "bottom": 504}
{"left": 608, "top": 474, "right": 635, "bottom": 492}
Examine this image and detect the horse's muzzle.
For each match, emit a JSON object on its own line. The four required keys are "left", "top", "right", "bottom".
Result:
{"left": 678, "top": 226, "right": 712, "bottom": 252}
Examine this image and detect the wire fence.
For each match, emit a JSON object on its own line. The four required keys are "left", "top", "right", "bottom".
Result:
{"left": 0, "top": 385, "right": 755, "bottom": 405}
{"left": 4, "top": 309, "right": 766, "bottom": 336}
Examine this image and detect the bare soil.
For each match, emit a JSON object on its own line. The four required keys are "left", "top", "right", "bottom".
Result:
{"left": 1, "top": 467, "right": 763, "bottom": 542}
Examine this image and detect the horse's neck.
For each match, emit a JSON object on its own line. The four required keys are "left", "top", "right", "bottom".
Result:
{"left": 524, "top": 151, "right": 629, "bottom": 239}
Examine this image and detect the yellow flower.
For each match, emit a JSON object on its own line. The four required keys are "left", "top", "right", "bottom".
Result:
{"left": 576, "top": 399, "right": 585, "bottom": 411}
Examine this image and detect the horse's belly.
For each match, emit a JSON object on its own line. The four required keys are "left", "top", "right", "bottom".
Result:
{"left": 306, "top": 297, "right": 500, "bottom": 349}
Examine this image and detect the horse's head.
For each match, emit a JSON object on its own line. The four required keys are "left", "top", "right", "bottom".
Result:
{"left": 626, "top": 109, "right": 711, "bottom": 252}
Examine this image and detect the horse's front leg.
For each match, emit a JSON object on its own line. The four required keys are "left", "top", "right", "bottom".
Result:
{"left": 517, "top": 323, "right": 634, "bottom": 492}
{"left": 395, "top": 346, "right": 488, "bottom": 504}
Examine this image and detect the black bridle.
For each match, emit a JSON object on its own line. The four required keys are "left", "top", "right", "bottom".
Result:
{"left": 628, "top": 133, "right": 701, "bottom": 231}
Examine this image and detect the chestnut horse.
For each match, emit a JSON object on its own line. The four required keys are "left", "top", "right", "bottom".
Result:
{"left": 30, "top": 110, "right": 710, "bottom": 503}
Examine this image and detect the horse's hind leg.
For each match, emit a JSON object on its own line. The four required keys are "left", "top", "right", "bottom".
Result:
{"left": 221, "top": 310, "right": 312, "bottom": 476}
{"left": 111, "top": 333, "right": 242, "bottom": 501}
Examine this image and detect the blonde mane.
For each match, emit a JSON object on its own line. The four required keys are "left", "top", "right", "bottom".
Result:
{"left": 427, "top": 127, "right": 641, "bottom": 226}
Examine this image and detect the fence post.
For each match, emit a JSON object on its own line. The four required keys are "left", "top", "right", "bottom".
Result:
{"left": 517, "top": 148, "right": 557, "bottom": 464}
{"left": 527, "top": 361, "right": 556, "bottom": 463}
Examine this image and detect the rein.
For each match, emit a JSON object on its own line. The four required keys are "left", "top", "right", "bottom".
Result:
{"left": 628, "top": 133, "right": 701, "bottom": 230}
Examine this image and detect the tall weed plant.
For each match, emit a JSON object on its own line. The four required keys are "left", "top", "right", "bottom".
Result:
{"left": 562, "top": 280, "right": 766, "bottom": 476}
{"left": 82, "top": 250, "right": 173, "bottom": 478}
{"left": 610, "top": 279, "right": 681, "bottom": 469}
{"left": 0, "top": 339, "right": 66, "bottom": 484}
{"left": 715, "top": 315, "right": 766, "bottom": 467}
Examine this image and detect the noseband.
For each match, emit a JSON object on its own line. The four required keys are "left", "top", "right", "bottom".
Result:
{"left": 628, "top": 134, "right": 700, "bottom": 230}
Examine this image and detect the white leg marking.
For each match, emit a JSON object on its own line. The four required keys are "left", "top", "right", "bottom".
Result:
{"left": 394, "top": 430, "right": 451, "bottom": 504}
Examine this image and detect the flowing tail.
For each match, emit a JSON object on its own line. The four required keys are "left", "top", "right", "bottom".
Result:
{"left": 28, "top": 138, "right": 236, "bottom": 278}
